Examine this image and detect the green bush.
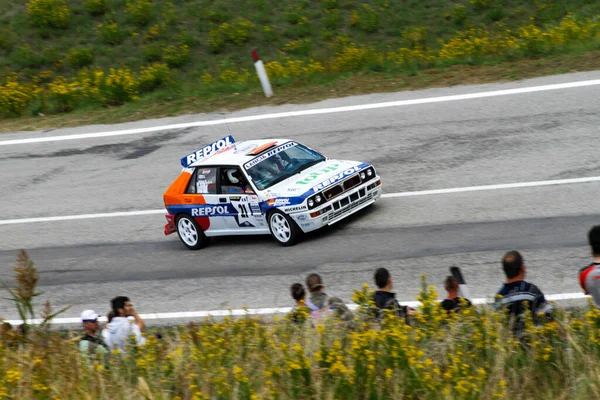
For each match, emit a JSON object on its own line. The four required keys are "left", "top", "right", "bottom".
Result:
{"left": 143, "top": 44, "right": 163, "bottom": 62}
{"left": 101, "top": 67, "right": 139, "bottom": 105}
{"left": 0, "top": 29, "right": 16, "bottom": 53}
{"left": 67, "top": 47, "right": 94, "bottom": 69}
{"left": 84, "top": 0, "right": 107, "bottom": 16}
{"left": 26, "top": 0, "right": 71, "bottom": 29}
{"left": 163, "top": 44, "right": 190, "bottom": 68}
{"left": 324, "top": 9, "right": 341, "bottom": 30}
{"left": 139, "top": 62, "right": 173, "bottom": 92}
{"left": 352, "top": 4, "right": 379, "bottom": 33}
{"left": 96, "top": 22, "right": 126, "bottom": 45}
{"left": 125, "top": 0, "right": 153, "bottom": 27}
{"left": 10, "top": 45, "right": 43, "bottom": 69}
{"left": 322, "top": 0, "right": 339, "bottom": 11}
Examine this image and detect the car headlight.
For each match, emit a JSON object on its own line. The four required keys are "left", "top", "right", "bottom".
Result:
{"left": 360, "top": 172, "right": 366, "bottom": 180}
{"left": 316, "top": 195, "right": 323, "bottom": 204}
{"left": 308, "top": 199, "right": 314, "bottom": 207}
{"left": 367, "top": 168, "right": 373, "bottom": 177}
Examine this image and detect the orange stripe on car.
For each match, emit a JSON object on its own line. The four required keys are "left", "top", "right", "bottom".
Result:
{"left": 247, "top": 141, "right": 278, "bottom": 155}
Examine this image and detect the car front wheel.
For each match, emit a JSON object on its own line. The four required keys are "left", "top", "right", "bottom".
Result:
{"left": 268, "top": 210, "right": 302, "bottom": 246}
{"left": 176, "top": 214, "right": 209, "bottom": 250}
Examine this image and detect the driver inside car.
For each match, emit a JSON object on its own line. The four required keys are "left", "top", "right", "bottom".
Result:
{"left": 222, "top": 168, "right": 254, "bottom": 194}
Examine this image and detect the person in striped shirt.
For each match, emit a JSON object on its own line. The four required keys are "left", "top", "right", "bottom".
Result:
{"left": 495, "top": 250, "right": 553, "bottom": 337}
{"left": 579, "top": 225, "right": 600, "bottom": 308}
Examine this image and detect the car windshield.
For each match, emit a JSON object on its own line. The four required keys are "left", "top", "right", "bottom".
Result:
{"left": 245, "top": 143, "right": 326, "bottom": 190}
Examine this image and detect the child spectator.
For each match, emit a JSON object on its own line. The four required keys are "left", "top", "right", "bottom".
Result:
{"left": 290, "top": 283, "right": 318, "bottom": 322}
{"left": 441, "top": 276, "right": 472, "bottom": 313}
{"left": 305, "top": 273, "right": 354, "bottom": 321}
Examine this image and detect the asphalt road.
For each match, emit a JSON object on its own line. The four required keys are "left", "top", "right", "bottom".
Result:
{"left": 1, "top": 71, "right": 600, "bottom": 322}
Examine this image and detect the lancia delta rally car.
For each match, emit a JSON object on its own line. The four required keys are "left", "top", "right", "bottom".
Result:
{"left": 163, "top": 135, "right": 382, "bottom": 249}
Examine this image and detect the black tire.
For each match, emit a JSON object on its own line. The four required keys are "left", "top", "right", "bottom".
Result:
{"left": 176, "top": 214, "right": 209, "bottom": 250}
{"left": 267, "top": 210, "right": 302, "bottom": 247}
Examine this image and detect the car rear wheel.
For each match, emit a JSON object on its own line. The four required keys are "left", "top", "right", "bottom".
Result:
{"left": 268, "top": 210, "right": 302, "bottom": 246}
{"left": 176, "top": 214, "right": 209, "bottom": 250}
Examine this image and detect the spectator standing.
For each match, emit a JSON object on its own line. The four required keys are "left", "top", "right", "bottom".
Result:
{"left": 494, "top": 251, "right": 553, "bottom": 336}
{"left": 440, "top": 276, "right": 472, "bottom": 313}
{"left": 79, "top": 310, "right": 109, "bottom": 360}
{"left": 579, "top": 225, "right": 600, "bottom": 308}
{"left": 305, "top": 273, "right": 353, "bottom": 321}
{"left": 372, "top": 267, "right": 412, "bottom": 324}
{"left": 105, "top": 296, "right": 146, "bottom": 352}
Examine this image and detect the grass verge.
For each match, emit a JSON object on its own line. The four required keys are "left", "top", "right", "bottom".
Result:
{"left": 1, "top": 49, "right": 599, "bottom": 134}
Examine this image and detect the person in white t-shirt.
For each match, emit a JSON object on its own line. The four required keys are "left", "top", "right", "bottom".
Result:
{"left": 105, "top": 296, "right": 146, "bottom": 352}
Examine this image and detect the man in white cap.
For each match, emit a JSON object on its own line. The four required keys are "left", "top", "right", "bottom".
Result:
{"left": 79, "top": 309, "right": 109, "bottom": 359}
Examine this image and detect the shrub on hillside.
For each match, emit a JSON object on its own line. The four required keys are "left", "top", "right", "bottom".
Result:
{"left": 67, "top": 47, "right": 94, "bottom": 69}
{"left": 47, "top": 76, "right": 80, "bottom": 112}
{"left": 139, "top": 63, "right": 173, "bottom": 92}
{"left": 163, "top": 44, "right": 190, "bottom": 68}
{"left": 84, "top": 0, "right": 107, "bottom": 16}
{"left": 125, "top": 0, "right": 153, "bottom": 27}
{"left": 350, "top": 4, "right": 379, "bottom": 33}
{"left": 0, "top": 74, "right": 34, "bottom": 116}
{"left": 26, "top": 0, "right": 71, "bottom": 29}
{"left": 101, "top": 68, "right": 139, "bottom": 105}
{"left": 330, "top": 45, "right": 370, "bottom": 71}
{"left": 96, "top": 22, "right": 126, "bottom": 45}
{"left": 208, "top": 17, "right": 255, "bottom": 52}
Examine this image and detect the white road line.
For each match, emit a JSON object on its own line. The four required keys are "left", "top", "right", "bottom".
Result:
{"left": 0, "top": 210, "right": 165, "bottom": 225}
{"left": 1, "top": 79, "right": 600, "bottom": 147}
{"left": 1, "top": 175, "right": 600, "bottom": 226}
{"left": 3, "top": 293, "right": 590, "bottom": 325}
{"left": 382, "top": 175, "right": 600, "bottom": 197}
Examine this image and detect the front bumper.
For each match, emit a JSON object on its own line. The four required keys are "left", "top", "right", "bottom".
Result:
{"left": 291, "top": 178, "right": 382, "bottom": 233}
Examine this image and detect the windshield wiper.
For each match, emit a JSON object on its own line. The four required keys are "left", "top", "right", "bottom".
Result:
{"left": 296, "top": 158, "right": 325, "bottom": 173}
{"left": 265, "top": 173, "right": 295, "bottom": 188}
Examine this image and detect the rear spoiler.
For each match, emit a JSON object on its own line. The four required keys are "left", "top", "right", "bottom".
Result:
{"left": 180, "top": 135, "right": 235, "bottom": 168}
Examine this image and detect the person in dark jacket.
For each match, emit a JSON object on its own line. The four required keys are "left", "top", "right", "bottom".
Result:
{"left": 372, "top": 267, "right": 412, "bottom": 324}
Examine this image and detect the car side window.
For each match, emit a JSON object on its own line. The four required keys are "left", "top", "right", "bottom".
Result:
{"left": 219, "top": 167, "right": 254, "bottom": 194}
{"left": 191, "top": 167, "right": 217, "bottom": 194}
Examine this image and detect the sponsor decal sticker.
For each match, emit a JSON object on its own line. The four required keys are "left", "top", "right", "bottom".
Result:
{"left": 297, "top": 215, "right": 308, "bottom": 221}
{"left": 191, "top": 206, "right": 228, "bottom": 216}
{"left": 296, "top": 163, "right": 340, "bottom": 185}
{"left": 267, "top": 198, "right": 291, "bottom": 206}
{"left": 181, "top": 135, "right": 235, "bottom": 167}
{"left": 283, "top": 205, "right": 307, "bottom": 212}
{"left": 311, "top": 166, "right": 362, "bottom": 192}
{"left": 243, "top": 141, "right": 297, "bottom": 170}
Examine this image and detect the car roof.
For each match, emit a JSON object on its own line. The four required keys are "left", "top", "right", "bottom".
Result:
{"left": 188, "top": 138, "right": 294, "bottom": 168}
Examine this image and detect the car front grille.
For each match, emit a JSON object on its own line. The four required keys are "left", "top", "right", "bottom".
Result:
{"left": 323, "top": 173, "right": 367, "bottom": 201}
{"left": 327, "top": 187, "right": 373, "bottom": 221}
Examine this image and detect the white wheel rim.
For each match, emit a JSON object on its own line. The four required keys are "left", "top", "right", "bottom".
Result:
{"left": 270, "top": 214, "right": 291, "bottom": 243}
{"left": 178, "top": 218, "right": 199, "bottom": 246}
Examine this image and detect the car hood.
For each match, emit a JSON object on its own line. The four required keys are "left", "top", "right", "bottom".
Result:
{"left": 263, "top": 159, "right": 370, "bottom": 199}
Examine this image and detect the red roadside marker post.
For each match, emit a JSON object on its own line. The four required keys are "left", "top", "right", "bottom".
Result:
{"left": 252, "top": 48, "right": 273, "bottom": 98}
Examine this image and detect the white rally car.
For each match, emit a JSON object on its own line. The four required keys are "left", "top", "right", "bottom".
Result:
{"left": 163, "top": 136, "right": 382, "bottom": 249}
